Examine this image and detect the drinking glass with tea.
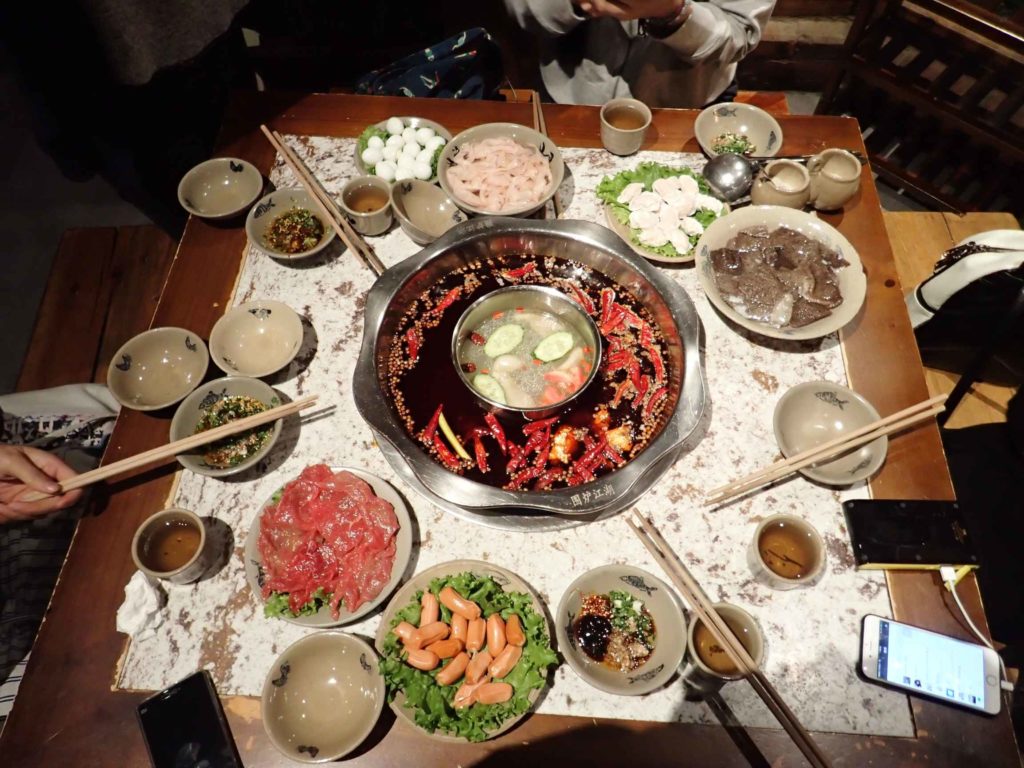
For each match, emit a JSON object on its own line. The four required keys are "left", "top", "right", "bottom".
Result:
{"left": 131, "top": 508, "right": 211, "bottom": 584}
{"left": 340, "top": 176, "right": 393, "bottom": 236}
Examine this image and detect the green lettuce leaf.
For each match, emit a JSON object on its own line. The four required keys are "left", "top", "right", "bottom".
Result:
{"left": 263, "top": 587, "right": 330, "bottom": 619}
{"left": 595, "top": 162, "right": 724, "bottom": 259}
{"left": 378, "top": 572, "right": 557, "bottom": 742}
{"left": 356, "top": 124, "right": 389, "bottom": 173}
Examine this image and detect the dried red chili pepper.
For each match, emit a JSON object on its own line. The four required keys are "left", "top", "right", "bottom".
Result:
{"left": 484, "top": 413, "right": 507, "bottom": 455}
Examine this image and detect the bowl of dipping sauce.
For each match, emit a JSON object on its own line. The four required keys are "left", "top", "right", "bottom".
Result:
{"left": 132, "top": 508, "right": 211, "bottom": 584}
{"left": 246, "top": 188, "right": 336, "bottom": 260}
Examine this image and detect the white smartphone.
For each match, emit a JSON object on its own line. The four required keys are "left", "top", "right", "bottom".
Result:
{"left": 860, "top": 615, "right": 1001, "bottom": 715}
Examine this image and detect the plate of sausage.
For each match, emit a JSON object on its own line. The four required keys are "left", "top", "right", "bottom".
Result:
{"left": 375, "top": 559, "right": 558, "bottom": 742}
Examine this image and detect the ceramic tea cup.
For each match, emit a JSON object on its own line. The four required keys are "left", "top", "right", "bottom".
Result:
{"left": 681, "top": 603, "right": 765, "bottom": 695}
{"left": 751, "top": 160, "right": 811, "bottom": 209}
{"left": 808, "top": 148, "right": 861, "bottom": 210}
{"left": 747, "top": 514, "right": 826, "bottom": 590}
{"left": 339, "top": 176, "right": 393, "bottom": 236}
{"left": 131, "top": 508, "right": 212, "bottom": 584}
{"left": 600, "top": 98, "right": 652, "bottom": 156}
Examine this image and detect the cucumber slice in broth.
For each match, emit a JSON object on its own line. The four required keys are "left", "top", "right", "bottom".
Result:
{"left": 534, "top": 331, "right": 574, "bottom": 362}
{"left": 483, "top": 324, "right": 524, "bottom": 357}
{"left": 472, "top": 373, "right": 506, "bottom": 404}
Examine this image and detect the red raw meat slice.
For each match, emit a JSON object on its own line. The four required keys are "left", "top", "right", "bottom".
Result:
{"left": 256, "top": 464, "right": 399, "bottom": 617}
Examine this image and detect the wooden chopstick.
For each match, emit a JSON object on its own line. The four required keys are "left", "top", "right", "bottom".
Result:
{"left": 705, "top": 395, "right": 947, "bottom": 506}
{"left": 530, "top": 92, "right": 564, "bottom": 219}
{"left": 258, "top": 125, "right": 385, "bottom": 276}
{"left": 19, "top": 395, "right": 318, "bottom": 502}
{"left": 628, "top": 512, "right": 832, "bottom": 768}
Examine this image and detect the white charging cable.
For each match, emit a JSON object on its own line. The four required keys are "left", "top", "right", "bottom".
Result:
{"left": 939, "top": 566, "right": 1015, "bottom": 694}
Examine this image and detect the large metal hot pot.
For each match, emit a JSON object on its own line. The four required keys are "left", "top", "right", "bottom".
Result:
{"left": 353, "top": 217, "right": 706, "bottom": 528}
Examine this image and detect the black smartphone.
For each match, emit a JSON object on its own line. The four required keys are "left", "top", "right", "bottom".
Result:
{"left": 136, "top": 670, "right": 243, "bottom": 768}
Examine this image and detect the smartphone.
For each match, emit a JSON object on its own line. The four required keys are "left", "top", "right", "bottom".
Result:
{"left": 860, "top": 615, "right": 1001, "bottom": 715}
{"left": 137, "top": 670, "right": 243, "bottom": 768}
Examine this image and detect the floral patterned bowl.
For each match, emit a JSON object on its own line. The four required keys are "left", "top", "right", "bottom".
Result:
{"left": 106, "top": 327, "right": 208, "bottom": 411}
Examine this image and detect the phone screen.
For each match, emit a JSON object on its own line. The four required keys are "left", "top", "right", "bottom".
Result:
{"left": 875, "top": 618, "right": 988, "bottom": 711}
{"left": 137, "top": 671, "right": 242, "bottom": 768}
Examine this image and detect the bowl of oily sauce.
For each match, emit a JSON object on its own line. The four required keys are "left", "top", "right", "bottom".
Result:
{"left": 131, "top": 508, "right": 211, "bottom": 584}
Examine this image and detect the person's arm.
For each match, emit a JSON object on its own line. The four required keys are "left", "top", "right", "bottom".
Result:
{"left": 503, "top": 0, "right": 589, "bottom": 36}
{"left": 657, "top": 0, "right": 775, "bottom": 65}
{"left": 0, "top": 445, "right": 82, "bottom": 523}
{"left": 583, "top": 0, "right": 774, "bottom": 65}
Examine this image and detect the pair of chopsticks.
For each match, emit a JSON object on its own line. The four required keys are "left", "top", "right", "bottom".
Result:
{"left": 530, "top": 92, "right": 564, "bottom": 218}
{"left": 19, "top": 395, "right": 319, "bottom": 503}
{"left": 259, "top": 125, "right": 385, "bottom": 277}
{"left": 705, "top": 394, "right": 947, "bottom": 506}
{"left": 628, "top": 512, "right": 833, "bottom": 768}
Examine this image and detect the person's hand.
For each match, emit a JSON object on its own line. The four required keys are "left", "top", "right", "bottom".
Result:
{"left": 0, "top": 445, "right": 83, "bottom": 523}
{"left": 578, "top": 0, "right": 687, "bottom": 22}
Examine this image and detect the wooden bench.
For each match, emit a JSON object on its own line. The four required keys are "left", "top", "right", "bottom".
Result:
{"left": 16, "top": 226, "right": 178, "bottom": 393}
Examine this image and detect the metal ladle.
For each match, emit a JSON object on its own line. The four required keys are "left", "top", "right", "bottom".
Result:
{"left": 702, "top": 150, "right": 869, "bottom": 203}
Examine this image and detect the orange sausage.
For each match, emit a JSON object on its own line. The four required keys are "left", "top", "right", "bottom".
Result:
{"left": 453, "top": 679, "right": 487, "bottom": 709}
{"left": 488, "top": 644, "right": 522, "bottom": 679}
{"left": 426, "top": 637, "right": 463, "bottom": 660}
{"left": 439, "top": 586, "right": 481, "bottom": 621}
{"left": 475, "top": 682, "right": 513, "bottom": 705}
{"left": 465, "top": 650, "right": 493, "bottom": 684}
{"left": 451, "top": 613, "right": 469, "bottom": 643}
{"left": 420, "top": 591, "right": 439, "bottom": 626}
{"left": 505, "top": 614, "right": 526, "bottom": 647}
{"left": 414, "top": 621, "right": 450, "bottom": 647}
{"left": 393, "top": 621, "right": 417, "bottom": 643}
{"left": 406, "top": 649, "right": 439, "bottom": 671}
{"left": 435, "top": 652, "right": 470, "bottom": 686}
{"left": 466, "top": 618, "right": 486, "bottom": 652}
{"left": 486, "top": 613, "right": 507, "bottom": 657}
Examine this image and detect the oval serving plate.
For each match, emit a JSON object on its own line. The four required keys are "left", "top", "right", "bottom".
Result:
{"left": 602, "top": 202, "right": 730, "bottom": 265}
{"left": 374, "top": 559, "right": 553, "bottom": 743}
{"left": 244, "top": 466, "right": 413, "bottom": 627}
{"left": 354, "top": 117, "right": 453, "bottom": 185}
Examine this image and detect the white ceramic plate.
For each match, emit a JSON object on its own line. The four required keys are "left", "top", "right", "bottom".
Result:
{"left": 694, "top": 206, "right": 867, "bottom": 341}
{"left": 354, "top": 117, "right": 452, "bottom": 185}
{"left": 555, "top": 564, "right": 686, "bottom": 695}
{"left": 244, "top": 466, "right": 412, "bottom": 627}
{"left": 374, "top": 559, "right": 552, "bottom": 743}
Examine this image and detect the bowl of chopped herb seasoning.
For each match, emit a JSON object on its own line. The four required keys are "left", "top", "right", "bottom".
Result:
{"left": 170, "top": 376, "right": 284, "bottom": 477}
{"left": 245, "top": 188, "right": 335, "bottom": 260}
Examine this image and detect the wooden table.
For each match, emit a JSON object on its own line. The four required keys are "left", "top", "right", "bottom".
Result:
{"left": 2, "top": 94, "right": 1020, "bottom": 767}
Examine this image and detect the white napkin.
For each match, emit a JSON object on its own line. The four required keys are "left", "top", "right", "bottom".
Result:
{"left": 116, "top": 571, "right": 166, "bottom": 641}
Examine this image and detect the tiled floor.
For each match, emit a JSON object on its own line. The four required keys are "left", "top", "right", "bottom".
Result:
{"left": 0, "top": 86, "right": 925, "bottom": 395}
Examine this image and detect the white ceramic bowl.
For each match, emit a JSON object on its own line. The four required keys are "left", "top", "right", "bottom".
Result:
{"left": 773, "top": 381, "right": 888, "bottom": 485}
{"left": 169, "top": 376, "right": 283, "bottom": 477}
{"left": 262, "top": 632, "right": 384, "bottom": 763}
{"left": 244, "top": 466, "right": 412, "bottom": 627}
{"left": 355, "top": 116, "right": 452, "bottom": 185}
{"left": 178, "top": 158, "right": 263, "bottom": 219}
{"left": 556, "top": 564, "right": 686, "bottom": 695}
{"left": 107, "top": 327, "right": 209, "bottom": 411}
{"left": 438, "top": 122, "right": 564, "bottom": 217}
{"left": 245, "top": 188, "right": 336, "bottom": 260}
{"left": 695, "top": 103, "right": 783, "bottom": 158}
{"left": 209, "top": 300, "right": 303, "bottom": 378}
{"left": 694, "top": 206, "right": 867, "bottom": 341}
{"left": 390, "top": 179, "right": 466, "bottom": 245}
